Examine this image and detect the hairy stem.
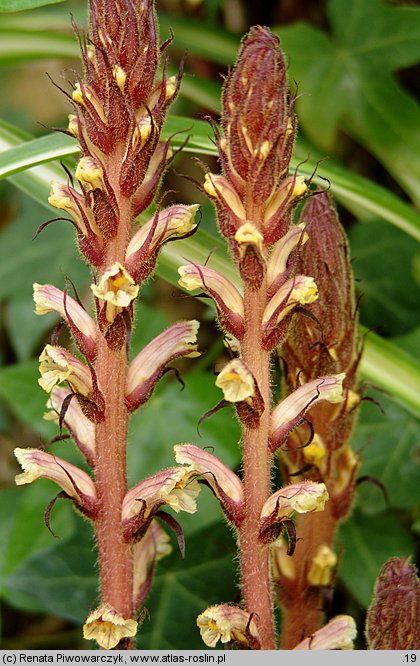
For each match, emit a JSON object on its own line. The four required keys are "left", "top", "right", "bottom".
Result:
{"left": 280, "top": 504, "right": 337, "bottom": 649}
{"left": 93, "top": 150, "right": 134, "bottom": 620}
{"left": 239, "top": 279, "right": 276, "bottom": 650}
{"left": 94, "top": 336, "right": 133, "bottom": 617}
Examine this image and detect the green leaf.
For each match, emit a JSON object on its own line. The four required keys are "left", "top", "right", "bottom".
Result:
{"left": 5, "top": 296, "right": 59, "bottom": 360}
{"left": 338, "top": 510, "right": 415, "bottom": 608}
{"left": 360, "top": 328, "right": 420, "bottom": 419}
{"left": 0, "top": 0, "right": 65, "bottom": 11}
{"left": 354, "top": 391, "right": 420, "bottom": 514}
{"left": 277, "top": 0, "right": 420, "bottom": 204}
{"left": 159, "top": 14, "right": 237, "bottom": 66}
{"left": 138, "top": 521, "right": 236, "bottom": 649}
{"left": 0, "top": 188, "right": 89, "bottom": 300}
{"left": 349, "top": 219, "right": 420, "bottom": 336}
{"left": 0, "top": 484, "right": 74, "bottom": 611}
{"left": 3, "top": 516, "right": 96, "bottom": 620}
{"left": 0, "top": 360, "right": 55, "bottom": 437}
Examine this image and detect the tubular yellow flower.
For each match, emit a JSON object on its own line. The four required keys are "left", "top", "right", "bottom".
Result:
{"left": 126, "top": 321, "right": 200, "bottom": 412}
{"left": 307, "top": 544, "right": 338, "bottom": 587}
{"left": 261, "top": 481, "right": 329, "bottom": 522}
{"left": 75, "top": 156, "right": 105, "bottom": 192}
{"left": 122, "top": 467, "right": 201, "bottom": 540}
{"left": 178, "top": 263, "right": 244, "bottom": 339}
{"left": 197, "top": 604, "right": 260, "bottom": 649}
{"left": 175, "top": 444, "right": 244, "bottom": 525}
{"left": 263, "top": 275, "right": 319, "bottom": 327}
{"left": 267, "top": 223, "right": 308, "bottom": 287}
{"left": 91, "top": 262, "right": 139, "bottom": 323}
{"left": 14, "top": 447, "right": 97, "bottom": 516}
{"left": 294, "top": 615, "right": 357, "bottom": 650}
{"left": 38, "top": 345, "right": 93, "bottom": 396}
{"left": 216, "top": 359, "right": 255, "bottom": 403}
{"left": 83, "top": 605, "right": 138, "bottom": 650}
{"left": 269, "top": 374, "right": 345, "bottom": 451}
{"left": 204, "top": 173, "right": 246, "bottom": 221}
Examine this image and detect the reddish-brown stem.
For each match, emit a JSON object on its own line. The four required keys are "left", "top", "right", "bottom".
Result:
{"left": 239, "top": 278, "right": 276, "bottom": 650}
{"left": 280, "top": 503, "right": 337, "bottom": 649}
{"left": 94, "top": 336, "right": 133, "bottom": 618}
{"left": 93, "top": 149, "right": 134, "bottom": 621}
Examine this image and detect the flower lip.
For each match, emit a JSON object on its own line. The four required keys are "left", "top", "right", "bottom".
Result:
{"left": 197, "top": 604, "right": 260, "bottom": 649}
{"left": 83, "top": 605, "right": 138, "bottom": 650}
{"left": 215, "top": 359, "right": 255, "bottom": 403}
{"left": 91, "top": 262, "right": 139, "bottom": 324}
{"left": 293, "top": 615, "right": 357, "bottom": 650}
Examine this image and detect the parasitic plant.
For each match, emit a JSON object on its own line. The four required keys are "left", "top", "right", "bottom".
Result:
{"left": 14, "top": 0, "right": 202, "bottom": 650}
{"left": 178, "top": 27, "right": 360, "bottom": 649}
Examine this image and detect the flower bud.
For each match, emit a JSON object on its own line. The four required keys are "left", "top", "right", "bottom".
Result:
{"left": 366, "top": 557, "right": 420, "bottom": 650}
{"left": 14, "top": 448, "right": 97, "bottom": 517}
{"left": 126, "top": 321, "right": 200, "bottom": 413}
{"left": 75, "top": 156, "right": 105, "bottom": 192}
{"left": 33, "top": 283, "right": 97, "bottom": 362}
{"left": 178, "top": 264, "right": 244, "bottom": 339}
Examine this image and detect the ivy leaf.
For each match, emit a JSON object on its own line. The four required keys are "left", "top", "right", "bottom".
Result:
{"left": 353, "top": 391, "right": 420, "bottom": 515}
{"left": 349, "top": 219, "right": 420, "bottom": 337}
{"left": 3, "top": 516, "right": 96, "bottom": 620}
{"left": 338, "top": 510, "right": 415, "bottom": 608}
{"left": 138, "top": 521, "right": 236, "bottom": 649}
{"left": 278, "top": 0, "right": 420, "bottom": 204}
